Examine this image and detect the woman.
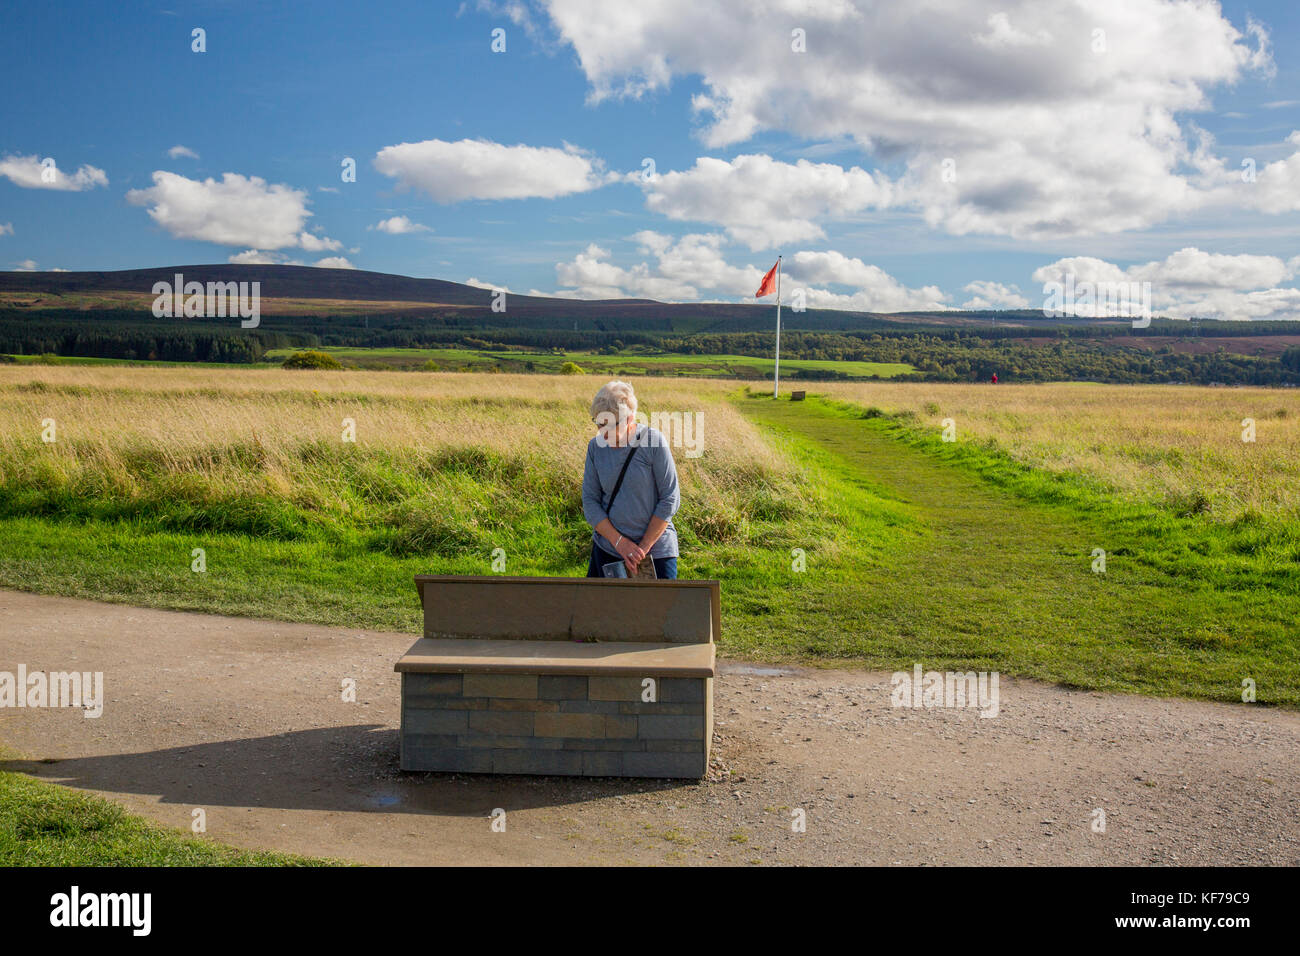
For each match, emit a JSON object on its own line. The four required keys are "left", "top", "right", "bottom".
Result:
{"left": 581, "top": 381, "right": 681, "bottom": 579}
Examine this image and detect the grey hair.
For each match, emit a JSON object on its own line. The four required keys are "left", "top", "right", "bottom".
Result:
{"left": 590, "top": 380, "right": 637, "bottom": 422}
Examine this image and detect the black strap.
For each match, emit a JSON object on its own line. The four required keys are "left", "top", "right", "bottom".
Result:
{"left": 604, "top": 445, "right": 639, "bottom": 514}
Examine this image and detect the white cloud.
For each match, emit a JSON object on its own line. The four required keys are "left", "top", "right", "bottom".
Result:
{"left": 0, "top": 223, "right": 11, "bottom": 236}
{"left": 1128, "top": 247, "right": 1291, "bottom": 290}
{"left": 14, "top": 259, "right": 37, "bottom": 271}
{"left": 0, "top": 154, "right": 108, "bottom": 191}
{"left": 973, "top": 11, "right": 1053, "bottom": 49}
{"left": 555, "top": 236, "right": 732, "bottom": 300}
{"left": 313, "top": 256, "right": 356, "bottom": 269}
{"left": 552, "top": 233, "right": 941, "bottom": 311}
{"left": 465, "top": 277, "right": 510, "bottom": 292}
{"left": 167, "top": 145, "right": 200, "bottom": 160}
{"left": 639, "top": 154, "right": 892, "bottom": 250}
{"left": 126, "top": 171, "right": 340, "bottom": 251}
{"left": 371, "top": 215, "right": 431, "bottom": 234}
{"left": 961, "top": 280, "right": 1030, "bottom": 310}
{"left": 786, "top": 250, "right": 950, "bottom": 312}
{"left": 374, "top": 138, "right": 608, "bottom": 202}
{"left": 539, "top": 0, "right": 1282, "bottom": 238}
{"left": 297, "top": 231, "right": 342, "bottom": 252}
{"left": 228, "top": 249, "right": 284, "bottom": 265}
{"left": 1032, "top": 247, "right": 1300, "bottom": 320}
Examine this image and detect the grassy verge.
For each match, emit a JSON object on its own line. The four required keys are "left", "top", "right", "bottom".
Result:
{"left": 0, "top": 757, "right": 336, "bottom": 865}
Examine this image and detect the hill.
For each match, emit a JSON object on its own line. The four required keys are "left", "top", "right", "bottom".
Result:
{"left": 0, "top": 264, "right": 1100, "bottom": 333}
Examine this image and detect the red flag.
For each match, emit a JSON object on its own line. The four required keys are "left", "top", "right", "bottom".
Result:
{"left": 755, "top": 260, "right": 778, "bottom": 298}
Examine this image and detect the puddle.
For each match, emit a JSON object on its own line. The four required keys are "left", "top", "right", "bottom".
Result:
{"left": 366, "top": 792, "right": 402, "bottom": 808}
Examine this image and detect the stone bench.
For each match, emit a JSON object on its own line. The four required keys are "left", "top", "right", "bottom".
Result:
{"left": 395, "top": 575, "right": 720, "bottom": 778}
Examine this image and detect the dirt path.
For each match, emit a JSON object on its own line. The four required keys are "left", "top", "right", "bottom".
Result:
{"left": 2, "top": 589, "right": 1297, "bottom": 865}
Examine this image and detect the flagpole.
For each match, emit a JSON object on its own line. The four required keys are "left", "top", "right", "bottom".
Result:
{"left": 773, "top": 255, "right": 782, "bottom": 398}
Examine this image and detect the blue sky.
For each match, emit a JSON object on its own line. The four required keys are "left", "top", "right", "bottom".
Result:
{"left": 2, "top": 0, "right": 1298, "bottom": 319}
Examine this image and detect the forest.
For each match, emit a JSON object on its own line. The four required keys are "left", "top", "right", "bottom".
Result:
{"left": 3, "top": 308, "right": 1299, "bottom": 386}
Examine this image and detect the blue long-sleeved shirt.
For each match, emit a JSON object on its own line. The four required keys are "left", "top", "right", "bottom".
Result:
{"left": 582, "top": 424, "right": 680, "bottom": 558}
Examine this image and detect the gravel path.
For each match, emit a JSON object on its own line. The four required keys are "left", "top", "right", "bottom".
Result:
{"left": 2, "top": 590, "right": 1296, "bottom": 865}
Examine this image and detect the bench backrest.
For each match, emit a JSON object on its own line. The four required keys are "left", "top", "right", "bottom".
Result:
{"left": 413, "top": 575, "right": 720, "bottom": 644}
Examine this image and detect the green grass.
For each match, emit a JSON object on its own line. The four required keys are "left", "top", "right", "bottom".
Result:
{"left": 733, "top": 391, "right": 1298, "bottom": 705}
{"left": 0, "top": 384, "right": 1293, "bottom": 706}
{"left": 0, "top": 757, "right": 336, "bottom": 865}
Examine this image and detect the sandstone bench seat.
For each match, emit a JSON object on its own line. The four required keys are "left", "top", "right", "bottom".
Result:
{"left": 397, "top": 575, "right": 720, "bottom": 778}
{"left": 396, "top": 638, "right": 716, "bottom": 678}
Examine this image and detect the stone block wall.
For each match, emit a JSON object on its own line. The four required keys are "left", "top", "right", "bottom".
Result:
{"left": 400, "top": 672, "right": 713, "bottom": 778}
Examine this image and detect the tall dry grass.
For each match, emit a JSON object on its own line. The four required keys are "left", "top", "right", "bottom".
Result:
{"left": 0, "top": 366, "right": 808, "bottom": 551}
{"left": 817, "top": 381, "right": 1300, "bottom": 520}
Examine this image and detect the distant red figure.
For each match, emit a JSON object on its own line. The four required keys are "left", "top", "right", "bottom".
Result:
{"left": 991, "top": 373, "right": 999, "bottom": 384}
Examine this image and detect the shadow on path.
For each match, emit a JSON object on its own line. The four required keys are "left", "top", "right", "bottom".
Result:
{"left": 1, "top": 724, "right": 689, "bottom": 816}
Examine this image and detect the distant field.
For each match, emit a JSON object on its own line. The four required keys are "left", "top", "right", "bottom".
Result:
{"left": 5, "top": 353, "right": 258, "bottom": 368}
{"left": 263, "top": 345, "right": 916, "bottom": 379}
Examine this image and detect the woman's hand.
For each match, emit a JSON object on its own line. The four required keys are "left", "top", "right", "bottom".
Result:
{"left": 617, "top": 537, "right": 647, "bottom": 574}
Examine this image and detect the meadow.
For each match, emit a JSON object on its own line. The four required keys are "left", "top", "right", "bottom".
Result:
{"left": 0, "top": 365, "right": 1296, "bottom": 706}
{"left": 261, "top": 345, "right": 915, "bottom": 379}
{"left": 817, "top": 381, "right": 1300, "bottom": 521}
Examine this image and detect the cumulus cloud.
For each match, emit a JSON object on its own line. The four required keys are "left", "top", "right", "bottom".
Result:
{"left": 0, "top": 223, "right": 12, "bottom": 236}
{"left": 639, "top": 154, "right": 892, "bottom": 250}
{"left": 297, "top": 231, "right": 342, "bottom": 252}
{"left": 465, "top": 277, "right": 510, "bottom": 292}
{"left": 0, "top": 154, "right": 108, "bottom": 191}
{"left": 551, "top": 233, "right": 942, "bottom": 311}
{"left": 228, "top": 249, "right": 284, "bottom": 265}
{"left": 961, "top": 280, "right": 1030, "bottom": 310}
{"left": 312, "top": 256, "right": 356, "bottom": 269}
{"left": 538, "top": 0, "right": 1287, "bottom": 237}
{"left": 167, "top": 145, "right": 199, "bottom": 160}
{"left": 1196, "top": 130, "right": 1300, "bottom": 215}
{"left": 786, "top": 250, "right": 950, "bottom": 312}
{"left": 126, "top": 171, "right": 340, "bottom": 251}
{"left": 374, "top": 138, "right": 609, "bottom": 202}
{"left": 555, "top": 242, "right": 684, "bottom": 299}
{"left": 555, "top": 232, "right": 769, "bottom": 300}
{"left": 14, "top": 259, "right": 37, "bottom": 271}
{"left": 371, "top": 215, "right": 431, "bottom": 234}
{"left": 1032, "top": 247, "right": 1300, "bottom": 321}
